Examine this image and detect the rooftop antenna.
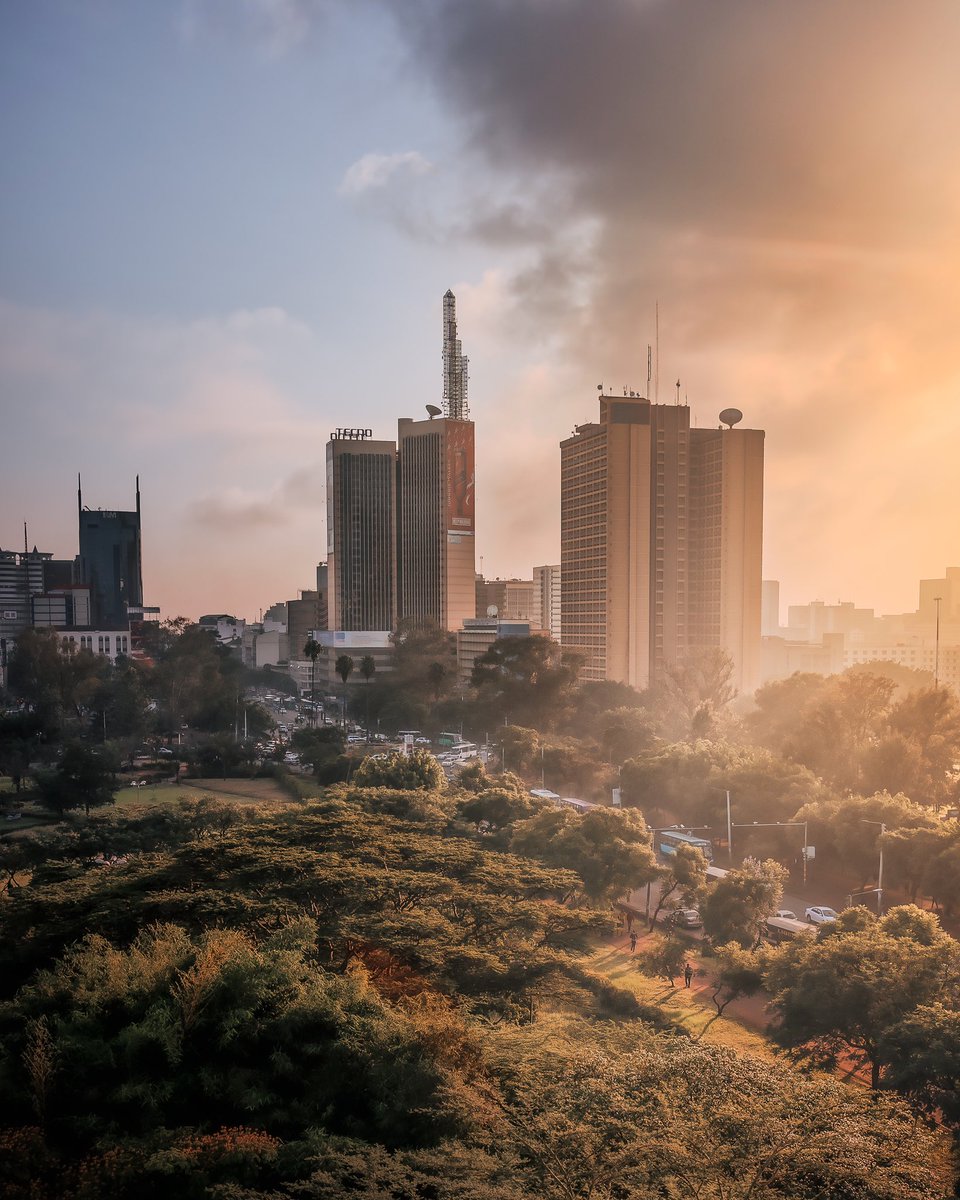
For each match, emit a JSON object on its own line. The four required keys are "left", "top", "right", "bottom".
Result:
{"left": 442, "top": 290, "right": 470, "bottom": 420}
{"left": 675, "top": 378, "right": 681, "bottom": 406}
{"left": 24, "top": 522, "right": 28, "bottom": 554}
{"left": 655, "top": 302, "right": 660, "bottom": 403}
{"left": 646, "top": 345, "right": 652, "bottom": 399}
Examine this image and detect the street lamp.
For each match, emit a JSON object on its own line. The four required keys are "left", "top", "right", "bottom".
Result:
{"left": 860, "top": 819, "right": 885, "bottom": 915}
{"left": 731, "top": 820, "right": 810, "bottom": 886}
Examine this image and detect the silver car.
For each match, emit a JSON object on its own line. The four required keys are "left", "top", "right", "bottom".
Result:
{"left": 805, "top": 906, "right": 838, "bottom": 924}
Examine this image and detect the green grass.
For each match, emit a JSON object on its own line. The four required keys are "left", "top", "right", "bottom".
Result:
{"left": 113, "top": 777, "right": 291, "bottom": 809}
{"left": 583, "top": 941, "right": 776, "bottom": 1059}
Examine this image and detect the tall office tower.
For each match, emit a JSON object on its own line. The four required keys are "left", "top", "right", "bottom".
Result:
{"left": 396, "top": 290, "right": 476, "bottom": 632}
{"left": 76, "top": 478, "right": 143, "bottom": 630}
{"left": 533, "top": 564, "right": 562, "bottom": 640}
{"left": 560, "top": 394, "right": 763, "bottom": 694}
{"left": 326, "top": 433, "right": 397, "bottom": 631}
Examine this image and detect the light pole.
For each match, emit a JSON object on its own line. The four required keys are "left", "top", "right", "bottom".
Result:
{"left": 731, "top": 820, "right": 809, "bottom": 885}
{"left": 935, "top": 596, "right": 942, "bottom": 688}
{"left": 860, "top": 819, "right": 885, "bottom": 915}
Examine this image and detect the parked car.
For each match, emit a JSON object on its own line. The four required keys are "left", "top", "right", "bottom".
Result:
{"left": 666, "top": 908, "right": 702, "bottom": 929}
{"left": 805, "top": 906, "right": 839, "bottom": 924}
{"left": 775, "top": 909, "right": 798, "bottom": 920}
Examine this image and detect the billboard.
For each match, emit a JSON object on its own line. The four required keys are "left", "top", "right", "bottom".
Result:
{"left": 445, "top": 420, "right": 475, "bottom": 534}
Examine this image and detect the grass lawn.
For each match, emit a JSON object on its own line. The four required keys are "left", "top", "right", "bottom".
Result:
{"left": 583, "top": 934, "right": 777, "bottom": 1060}
{"left": 113, "top": 777, "right": 292, "bottom": 809}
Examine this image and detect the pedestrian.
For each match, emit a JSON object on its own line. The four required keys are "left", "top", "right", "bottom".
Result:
{"left": 629, "top": 930, "right": 638, "bottom": 954}
{"left": 684, "top": 962, "right": 693, "bottom": 988}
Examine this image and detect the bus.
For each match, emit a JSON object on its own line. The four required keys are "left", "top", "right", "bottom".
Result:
{"left": 559, "top": 796, "right": 600, "bottom": 814}
{"left": 705, "top": 864, "right": 729, "bottom": 885}
{"left": 658, "top": 829, "right": 714, "bottom": 862}
{"left": 437, "top": 731, "right": 464, "bottom": 748}
{"left": 763, "top": 916, "right": 815, "bottom": 945}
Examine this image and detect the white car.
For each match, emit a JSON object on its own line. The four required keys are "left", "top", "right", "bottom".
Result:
{"left": 805, "top": 906, "right": 839, "bottom": 924}
{"left": 775, "top": 909, "right": 798, "bottom": 921}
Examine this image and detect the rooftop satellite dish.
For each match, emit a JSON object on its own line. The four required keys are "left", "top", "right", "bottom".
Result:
{"left": 425, "top": 404, "right": 442, "bottom": 419}
{"left": 486, "top": 605, "right": 499, "bottom": 618}
{"left": 719, "top": 408, "right": 743, "bottom": 429}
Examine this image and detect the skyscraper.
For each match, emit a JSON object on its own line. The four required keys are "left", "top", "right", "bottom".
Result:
{"left": 560, "top": 393, "right": 763, "bottom": 694}
{"left": 76, "top": 478, "right": 143, "bottom": 630}
{"left": 326, "top": 433, "right": 397, "bottom": 632}
{"left": 396, "top": 290, "right": 476, "bottom": 632}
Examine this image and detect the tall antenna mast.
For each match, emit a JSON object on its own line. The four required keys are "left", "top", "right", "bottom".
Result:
{"left": 655, "top": 302, "right": 660, "bottom": 403}
{"left": 646, "top": 345, "right": 652, "bottom": 399}
{"left": 442, "top": 289, "right": 470, "bottom": 420}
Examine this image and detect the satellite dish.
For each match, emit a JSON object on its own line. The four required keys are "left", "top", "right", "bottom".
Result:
{"left": 425, "top": 404, "right": 442, "bottom": 419}
{"left": 486, "top": 605, "right": 499, "bottom": 618}
{"left": 719, "top": 408, "right": 743, "bottom": 429}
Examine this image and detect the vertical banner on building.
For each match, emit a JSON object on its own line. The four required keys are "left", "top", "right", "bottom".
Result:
{"left": 445, "top": 420, "right": 475, "bottom": 534}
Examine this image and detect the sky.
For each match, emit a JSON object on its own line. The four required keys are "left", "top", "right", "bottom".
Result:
{"left": 2, "top": 0, "right": 959, "bottom": 623}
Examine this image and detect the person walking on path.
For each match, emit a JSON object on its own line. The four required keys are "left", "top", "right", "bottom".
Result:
{"left": 684, "top": 962, "right": 693, "bottom": 988}
{"left": 629, "top": 930, "right": 638, "bottom": 954}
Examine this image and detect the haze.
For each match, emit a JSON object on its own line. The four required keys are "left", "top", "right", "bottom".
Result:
{"left": 2, "top": 0, "right": 958, "bottom": 620}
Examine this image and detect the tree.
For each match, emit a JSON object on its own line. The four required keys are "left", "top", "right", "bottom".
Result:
{"left": 648, "top": 842, "right": 708, "bottom": 929}
{"left": 304, "top": 637, "right": 322, "bottom": 727}
{"left": 880, "top": 1003, "right": 960, "bottom": 1127}
{"left": 353, "top": 748, "right": 445, "bottom": 792}
{"left": 471, "top": 636, "right": 581, "bottom": 730}
{"left": 653, "top": 647, "right": 736, "bottom": 741}
{"left": 509, "top": 805, "right": 659, "bottom": 902}
{"left": 640, "top": 934, "right": 689, "bottom": 986}
{"left": 0, "top": 713, "right": 45, "bottom": 795}
{"left": 786, "top": 670, "right": 896, "bottom": 792}
{"left": 459, "top": 787, "right": 543, "bottom": 834}
{"left": 793, "top": 791, "right": 938, "bottom": 888}
{"left": 6, "top": 628, "right": 101, "bottom": 729}
{"left": 32, "top": 741, "right": 118, "bottom": 817}
{"left": 335, "top": 654, "right": 354, "bottom": 726}
{"left": 765, "top": 905, "right": 960, "bottom": 1088}
{"left": 358, "top": 654, "right": 376, "bottom": 734}
{"left": 701, "top": 858, "right": 787, "bottom": 948}
{"left": 710, "top": 943, "right": 765, "bottom": 1015}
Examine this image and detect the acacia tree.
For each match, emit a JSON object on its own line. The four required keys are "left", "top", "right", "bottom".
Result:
{"left": 701, "top": 858, "right": 787, "bottom": 948}
{"left": 509, "top": 805, "right": 659, "bottom": 903}
{"left": 648, "top": 841, "right": 709, "bottom": 930}
{"left": 765, "top": 905, "right": 960, "bottom": 1088}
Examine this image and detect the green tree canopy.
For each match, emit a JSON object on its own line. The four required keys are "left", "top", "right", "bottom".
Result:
{"left": 353, "top": 748, "right": 445, "bottom": 792}
{"left": 510, "top": 805, "right": 658, "bottom": 901}
{"left": 765, "top": 905, "right": 960, "bottom": 1088}
{"left": 701, "top": 858, "right": 787, "bottom": 949}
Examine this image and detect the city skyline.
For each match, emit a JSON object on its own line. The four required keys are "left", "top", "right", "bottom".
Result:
{"left": 3, "top": 2, "right": 960, "bottom": 621}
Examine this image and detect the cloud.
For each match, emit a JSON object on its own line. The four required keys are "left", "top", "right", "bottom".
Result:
{"left": 338, "top": 151, "right": 433, "bottom": 196}
{"left": 179, "top": 0, "right": 333, "bottom": 56}
{"left": 188, "top": 467, "right": 326, "bottom": 531}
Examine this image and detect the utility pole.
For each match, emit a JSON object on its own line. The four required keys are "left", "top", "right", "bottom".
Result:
{"left": 861, "top": 819, "right": 886, "bottom": 915}
{"left": 726, "top": 790, "right": 733, "bottom": 864}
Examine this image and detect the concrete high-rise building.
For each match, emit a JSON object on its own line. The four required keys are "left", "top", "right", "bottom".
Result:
{"left": 397, "top": 415, "right": 475, "bottom": 631}
{"left": 761, "top": 580, "right": 781, "bottom": 638}
{"left": 326, "top": 433, "right": 397, "bottom": 632}
{"left": 396, "top": 291, "right": 475, "bottom": 633}
{"left": 76, "top": 478, "right": 143, "bottom": 630}
{"left": 534, "top": 564, "right": 562, "bottom": 640}
{"left": 560, "top": 393, "right": 764, "bottom": 694}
